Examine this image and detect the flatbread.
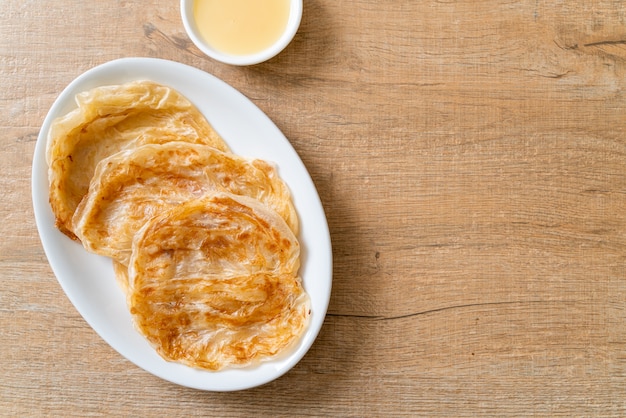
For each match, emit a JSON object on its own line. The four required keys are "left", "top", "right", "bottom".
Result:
{"left": 73, "top": 141, "right": 298, "bottom": 267}
{"left": 47, "top": 80, "right": 228, "bottom": 238}
{"left": 46, "top": 81, "right": 309, "bottom": 371}
{"left": 128, "top": 193, "right": 309, "bottom": 370}
{"left": 112, "top": 260, "right": 130, "bottom": 295}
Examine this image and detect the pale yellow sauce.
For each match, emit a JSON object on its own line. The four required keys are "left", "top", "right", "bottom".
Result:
{"left": 194, "top": 0, "right": 291, "bottom": 56}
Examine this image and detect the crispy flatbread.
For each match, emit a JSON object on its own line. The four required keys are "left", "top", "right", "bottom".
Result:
{"left": 47, "top": 80, "right": 228, "bottom": 238}
{"left": 128, "top": 193, "right": 309, "bottom": 370}
{"left": 73, "top": 141, "right": 298, "bottom": 268}
{"left": 112, "top": 260, "right": 130, "bottom": 295}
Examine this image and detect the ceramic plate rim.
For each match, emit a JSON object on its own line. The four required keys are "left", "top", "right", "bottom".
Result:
{"left": 31, "top": 57, "right": 332, "bottom": 391}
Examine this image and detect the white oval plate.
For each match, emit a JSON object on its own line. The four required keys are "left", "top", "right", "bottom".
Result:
{"left": 31, "top": 57, "right": 332, "bottom": 391}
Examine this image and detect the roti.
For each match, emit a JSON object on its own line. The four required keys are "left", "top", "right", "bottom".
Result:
{"left": 47, "top": 80, "right": 228, "bottom": 238}
{"left": 73, "top": 141, "right": 298, "bottom": 267}
{"left": 128, "top": 193, "right": 309, "bottom": 370}
{"left": 46, "top": 81, "right": 310, "bottom": 371}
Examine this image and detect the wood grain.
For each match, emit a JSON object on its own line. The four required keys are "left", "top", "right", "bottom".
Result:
{"left": 1, "top": 0, "right": 625, "bottom": 415}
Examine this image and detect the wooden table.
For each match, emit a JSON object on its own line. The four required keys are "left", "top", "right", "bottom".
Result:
{"left": 2, "top": 0, "right": 625, "bottom": 415}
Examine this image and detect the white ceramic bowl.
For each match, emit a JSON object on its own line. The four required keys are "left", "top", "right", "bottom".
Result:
{"left": 180, "top": 0, "right": 303, "bottom": 65}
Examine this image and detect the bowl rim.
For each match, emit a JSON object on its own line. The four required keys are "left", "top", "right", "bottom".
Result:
{"left": 180, "top": 0, "right": 303, "bottom": 66}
